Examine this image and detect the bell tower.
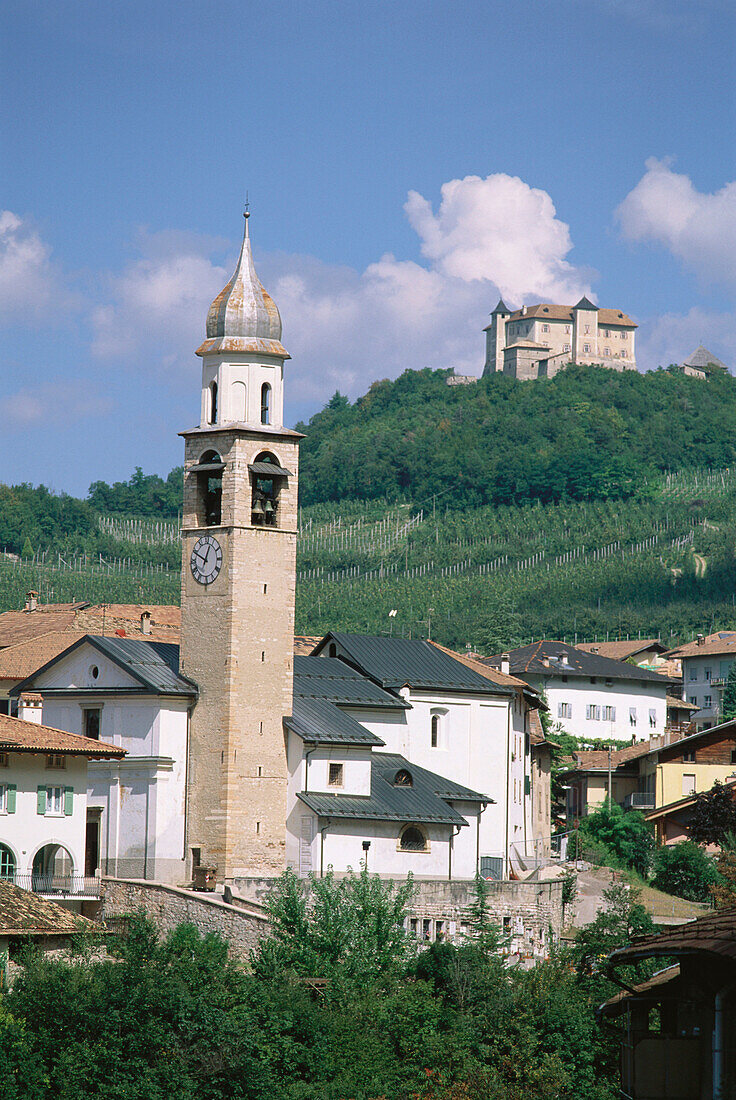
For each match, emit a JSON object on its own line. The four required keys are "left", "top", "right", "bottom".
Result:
{"left": 180, "top": 210, "right": 301, "bottom": 879}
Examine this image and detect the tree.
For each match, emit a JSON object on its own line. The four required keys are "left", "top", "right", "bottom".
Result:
{"left": 690, "top": 780, "right": 736, "bottom": 845}
{"left": 722, "top": 663, "right": 736, "bottom": 722}
{"left": 652, "top": 840, "right": 720, "bottom": 901}
{"left": 579, "top": 800, "right": 655, "bottom": 876}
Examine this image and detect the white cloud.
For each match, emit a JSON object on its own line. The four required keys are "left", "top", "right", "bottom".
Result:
{"left": 91, "top": 231, "right": 228, "bottom": 365}
{"left": 4, "top": 381, "right": 112, "bottom": 429}
{"left": 617, "top": 159, "right": 736, "bottom": 288}
{"left": 0, "top": 211, "right": 70, "bottom": 324}
{"left": 91, "top": 174, "right": 594, "bottom": 409}
{"left": 405, "top": 174, "right": 593, "bottom": 304}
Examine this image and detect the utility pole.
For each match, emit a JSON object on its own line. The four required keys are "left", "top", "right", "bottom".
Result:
{"left": 608, "top": 743, "right": 612, "bottom": 807}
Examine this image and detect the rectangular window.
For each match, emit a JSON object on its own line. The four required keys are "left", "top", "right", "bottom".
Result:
{"left": 704, "top": 695, "right": 712, "bottom": 708}
{"left": 564, "top": 325, "right": 570, "bottom": 334}
{"left": 621, "top": 332, "right": 627, "bottom": 340}
{"left": 583, "top": 343, "right": 591, "bottom": 353}
{"left": 563, "top": 343, "right": 571, "bottom": 352}
{"left": 586, "top": 705, "right": 601, "bottom": 721}
{"left": 0, "top": 786, "right": 6, "bottom": 813}
{"left": 689, "top": 667, "right": 698, "bottom": 680}
{"left": 721, "top": 662, "right": 732, "bottom": 678}
{"left": 604, "top": 347, "right": 610, "bottom": 356}
{"left": 689, "top": 696, "right": 698, "bottom": 706}
{"left": 542, "top": 323, "right": 549, "bottom": 332}
{"left": 684, "top": 751, "right": 695, "bottom": 762}
{"left": 83, "top": 709, "right": 101, "bottom": 740}
{"left": 682, "top": 774, "right": 696, "bottom": 796}
{"left": 46, "top": 754, "right": 66, "bottom": 769}
{"left": 731, "top": 749, "right": 736, "bottom": 764}
{"left": 603, "top": 706, "right": 616, "bottom": 722}
{"left": 705, "top": 668, "right": 712, "bottom": 681}
{"left": 46, "top": 786, "right": 63, "bottom": 815}
{"left": 629, "top": 707, "right": 637, "bottom": 725}
{"left": 0, "top": 701, "right": 9, "bottom": 716}
{"left": 328, "top": 763, "right": 343, "bottom": 787}
{"left": 649, "top": 708, "right": 657, "bottom": 727}
{"left": 584, "top": 325, "right": 590, "bottom": 334}
{"left": 0, "top": 753, "right": 8, "bottom": 767}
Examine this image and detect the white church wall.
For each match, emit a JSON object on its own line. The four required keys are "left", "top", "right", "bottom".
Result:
{"left": 32, "top": 646, "right": 140, "bottom": 692}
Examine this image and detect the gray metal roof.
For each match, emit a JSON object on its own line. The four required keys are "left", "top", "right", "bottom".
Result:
{"left": 13, "top": 635, "right": 198, "bottom": 698}
{"left": 315, "top": 633, "right": 514, "bottom": 695}
{"left": 481, "top": 641, "right": 670, "bottom": 685}
{"left": 298, "top": 752, "right": 488, "bottom": 824}
{"left": 294, "top": 656, "right": 408, "bottom": 708}
{"left": 285, "top": 697, "right": 385, "bottom": 746}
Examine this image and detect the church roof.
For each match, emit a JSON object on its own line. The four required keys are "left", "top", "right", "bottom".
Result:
{"left": 197, "top": 213, "right": 288, "bottom": 359}
{"left": 682, "top": 345, "right": 727, "bottom": 371}
{"left": 298, "top": 752, "right": 489, "bottom": 824}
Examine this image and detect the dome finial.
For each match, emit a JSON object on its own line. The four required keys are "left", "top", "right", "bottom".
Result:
{"left": 243, "top": 191, "right": 250, "bottom": 237}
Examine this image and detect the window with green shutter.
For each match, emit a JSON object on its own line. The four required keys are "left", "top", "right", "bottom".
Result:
{"left": 6, "top": 785, "right": 15, "bottom": 814}
{"left": 524, "top": 775, "right": 531, "bottom": 797}
{"left": 37, "top": 786, "right": 47, "bottom": 815}
{"left": 64, "top": 787, "right": 74, "bottom": 816}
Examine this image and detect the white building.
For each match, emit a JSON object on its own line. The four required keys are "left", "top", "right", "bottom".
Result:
{"left": 483, "top": 296, "right": 637, "bottom": 380}
{"left": 11, "top": 635, "right": 197, "bottom": 882}
{"left": 0, "top": 704, "right": 124, "bottom": 908}
{"left": 667, "top": 631, "right": 736, "bottom": 731}
{"left": 482, "top": 641, "right": 669, "bottom": 745}
{"left": 305, "top": 634, "right": 542, "bottom": 878}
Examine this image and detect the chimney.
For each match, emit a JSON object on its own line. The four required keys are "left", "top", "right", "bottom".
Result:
{"left": 500, "top": 652, "right": 510, "bottom": 676}
{"left": 18, "top": 693, "right": 43, "bottom": 724}
{"left": 521, "top": 304, "right": 527, "bottom": 316}
{"left": 140, "top": 611, "right": 152, "bottom": 636}
{"left": 697, "top": 633, "right": 705, "bottom": 646}
{"left": 24, "top": 591, "right": 38, "bottom": 612}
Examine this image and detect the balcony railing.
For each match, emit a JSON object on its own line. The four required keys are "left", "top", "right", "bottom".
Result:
{"left": 623, "top": 792, "right": 655, "bottom": 811}
{"left": 1, "top": 874, "right": 101, "bottom": 898}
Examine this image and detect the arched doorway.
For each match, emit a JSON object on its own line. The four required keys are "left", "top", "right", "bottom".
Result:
{"left": 32, "top": 844, "right": 74, "bottom": 893}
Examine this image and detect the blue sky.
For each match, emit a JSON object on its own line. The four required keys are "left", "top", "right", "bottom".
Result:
{"left": 2, "top": 0, "right": 735, "bottom": 495}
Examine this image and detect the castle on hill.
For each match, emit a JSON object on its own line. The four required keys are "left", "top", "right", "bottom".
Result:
{"left": 482, "top": 295, "right": 637, "bottom": 380}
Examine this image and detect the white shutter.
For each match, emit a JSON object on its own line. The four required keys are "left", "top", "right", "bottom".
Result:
{"left": 299, "top": 815, "right": 314, "bottom": 878}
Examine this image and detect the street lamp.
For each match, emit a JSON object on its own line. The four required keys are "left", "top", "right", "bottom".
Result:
{"left": 362, "top": 839, "right": 371, "bottom": 871}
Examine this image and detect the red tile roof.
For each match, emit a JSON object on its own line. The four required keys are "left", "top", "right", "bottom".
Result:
{"left": 0, "top": 714, "right": 125, "bottom": 757}
{"left": 0, "top": 882, "right": 100, "bottom": 936}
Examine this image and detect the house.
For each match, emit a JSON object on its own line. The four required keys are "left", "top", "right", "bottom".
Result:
{"left": 599, "top": 909, "right": 736, "bottom": 1098}
{"left": 0, "top": 706, "right": 124, "bottom": 910}
{"left": 481, "top": 641, "right": 670, "bottom": 744}
{"left": 666, "top": 631, "right": 736, "bottom": 730}
{"left": 679, "top": 344, "right": 728, "bottom": 380}
{"left": 0, "top": 881, "right": 101, "bottom": 984}
{"left": 560, "top": 718, "right": 736, "bottom": 821}
{"left": 10, "top": 634, "right": 197, "bottom": 883}
{"left": 482, "top": 296, "right": 637, "bottom": 379}
{"left": 576, "top": 638, "right": 670, "bottom": 669}
{"left": 309, "top": 633, "right": 543, "bottom": 878}
{"left": 0, "top": 599, "right": 181, "bottom": 714}
{"left": 645, "top": 778, "right": 736, "bottom": 848}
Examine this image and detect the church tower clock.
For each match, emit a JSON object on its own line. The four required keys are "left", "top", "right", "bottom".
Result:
{"left": 180, "top": 211, "right": 301, "bottom": 879}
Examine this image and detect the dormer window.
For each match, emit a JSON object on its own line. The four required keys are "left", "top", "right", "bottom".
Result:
{"left": 393, "top": 769, "right": 413, "bottom": 787}
{"left": 261, "top": 383, "right": 271, "bottom": 425}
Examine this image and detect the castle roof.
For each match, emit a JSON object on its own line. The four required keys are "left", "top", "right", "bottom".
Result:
{"left": 197, "top": 213, "right": 288, "bottom": 359}
{"left": 574, "top": 294, "right": 598, "bottom": 311}
{"left": 492, "top": 298, "right": 509, "bottom": 314}
{"left": 503, "top": 303, "right": 636, "bottom": 328}
{"left": 682, "top": 345, "right": 727, "bottom": 371}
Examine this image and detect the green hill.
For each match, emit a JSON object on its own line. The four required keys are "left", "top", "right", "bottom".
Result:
{"left": 2, "top": 364, "right": 736, "bottom": 650}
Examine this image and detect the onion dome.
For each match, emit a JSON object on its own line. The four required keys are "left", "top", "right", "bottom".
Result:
{"left": 196, "top": 212, "right": 289, "bottom": 359}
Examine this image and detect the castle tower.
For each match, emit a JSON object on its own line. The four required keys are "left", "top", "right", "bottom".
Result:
{"left": 572, "top": 294, "right": 598, "bottom": 364}
{"left": 180, "top": 211, "right": 301, "bottom": 879}
{"left": 482, "top": 298, "right": 510, "bottom": 376}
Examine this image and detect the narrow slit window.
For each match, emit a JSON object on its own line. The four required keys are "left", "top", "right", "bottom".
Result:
{"left": 261, "top": 382, "right": 271, "bottom": 425}
{"left": 209, "top": 381, "right": 218, "bottom": 424}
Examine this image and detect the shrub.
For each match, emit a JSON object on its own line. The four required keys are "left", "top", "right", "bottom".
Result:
{"left": 652, "top": 840, "right": 720, "bottom": 901}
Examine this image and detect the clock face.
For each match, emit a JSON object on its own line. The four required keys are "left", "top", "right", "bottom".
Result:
{"left": 190, "top": 534, "right": 223, "bottom": 585}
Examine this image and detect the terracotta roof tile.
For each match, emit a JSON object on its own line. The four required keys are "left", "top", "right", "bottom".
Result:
{"left": 505, "top": 303, "right": 637, "bottom": 327}
{"left": 0, "top": 714, "right": 125, "bottom": 757}
{"left": 0, "top": 882, "right": 100, "bottom": 936}
{"left": 293, "top": 635, "right": 322, "bottom": 656}
{"left": 667, "top": 631, "right": 736, "bottom": 658}
{"left": 0, "top": 602, "right": 181, "bottom": 650}
{"left": 0, "top": 631, "right": 87, "bottom": 681}
{"left": 428, "top": 641, "right": 534, "bottom": 692}
{"left": 577, "top": 639, "right": 665, "bottom": 661}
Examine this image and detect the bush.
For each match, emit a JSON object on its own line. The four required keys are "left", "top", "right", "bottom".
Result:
{"left": 578, "top": 801, "right": 655, "bottom": 876}
{"left": 652, "top": 840, "right": 720, "bottom": 901}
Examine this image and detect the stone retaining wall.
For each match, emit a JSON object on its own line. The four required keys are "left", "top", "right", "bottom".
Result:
{"left": 101, "top": 877, "right": 269, "bottom": 959}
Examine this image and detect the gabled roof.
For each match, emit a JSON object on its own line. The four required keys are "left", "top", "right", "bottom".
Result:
{"left": 502, "top": 303, "right": 636, "bottom": 328}
{"left": 576, "top": 639, "right": 667, "bottom": 662}
{"left": 610, "top": 908, "right": 736, "bottom": 965}
{"left": 298, "top": 752, "right": 489, "bottom": 825}
{"left": 293, "top": 656, "right": 408, "bottom": 708}
{"left": 285, "top": 697, "right": 385, "bottom": 747}
{"left": 12, "top": 636, "right": 197, "bottom": 698}
{"left": 0, "top": 713, "right": 125, "bottom": 757}
{"left": 645, "top": 779, "right": 736, "bottom": 823}
{"left": 313, "top": 633, "right": 516, "bottom": 695}
{"left": 666, "top": 631, "right": 736, "bottom": 659}
{"left": 574, "top": 294, "right": 597, "bottom": 311}
{"left": 560, "top": 740, "right": 652, "bottom": 774}
{"left": 481, "top": 640, "right": 669, "bottom": 685}
{"left": 0, "top": 882, "right": 101, "bottom": 936}
{"left": 652, "top": 717, "right": 736, "bottom": 762}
